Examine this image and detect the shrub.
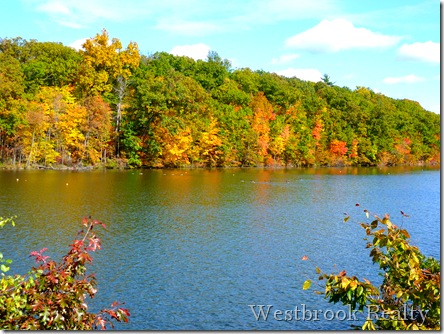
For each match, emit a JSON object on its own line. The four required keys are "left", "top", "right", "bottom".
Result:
{"left": 0, "top": 217, "right": 130, "bottom": 330}
{"left": 302, "top": 205, "right": 440, "bottom": 330}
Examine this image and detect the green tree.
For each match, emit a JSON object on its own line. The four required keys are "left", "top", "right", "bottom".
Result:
{"left": 321, "top": 73, "right": 335, "bottom": 86}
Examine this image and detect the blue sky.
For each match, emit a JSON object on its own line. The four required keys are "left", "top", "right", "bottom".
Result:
{"left": 2, "top": 0, "right": 440, "bottom": 113}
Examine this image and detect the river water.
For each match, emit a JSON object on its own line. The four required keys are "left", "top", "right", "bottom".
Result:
{"left": 0, "top": 166, "right": 440, "bottom": 330}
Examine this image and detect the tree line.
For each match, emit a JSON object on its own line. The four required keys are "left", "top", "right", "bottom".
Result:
{"left": 0, "top": 29, "right": 440, "bottom": 168}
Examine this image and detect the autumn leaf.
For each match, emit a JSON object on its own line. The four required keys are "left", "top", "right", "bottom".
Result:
{"left": 302, "top": 280, "right": 312, "bottom": 290}
{"left": 301, "top": 255, "right": 308, "bottom": 261}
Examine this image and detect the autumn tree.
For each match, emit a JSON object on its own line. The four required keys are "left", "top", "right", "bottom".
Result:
{"left": 249, "top": 92, "right": 275, "bottom": 165}
{"left": 20, "top": 100, "right": 48, "bottom": 167}
{"left": 77, "top": 29, "right": 139, "bottom": 157}
{"left": 0, "top": 34, "right": 440, "bottom": 168}
{"left": 197, "top": 118, "right": 223, "bottom": 167}
{"left": 78, "top": 29, "right": 139, "bottom": 97}
{"left": 82, "top": 96, "right": 113, "bottom": 164}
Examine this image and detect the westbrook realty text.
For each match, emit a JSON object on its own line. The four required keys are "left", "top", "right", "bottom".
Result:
{"left": 248, "top": 304, "right": 429, "bottom": 325}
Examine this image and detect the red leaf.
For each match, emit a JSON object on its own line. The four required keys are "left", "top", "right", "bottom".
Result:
{"left": 87, "top": 236, "right": 101, "bottom": 251}
{"left": 30, "top": 248, "right": 50, "bottom": 263}
{"left": 97, "top": 316, "right": 106, "bottom": 330}
{"left": 119, "top": 308, "right": 130, "bottom": 317}
{"left": 108, "top": 310, "right": 118, "bottom": 320}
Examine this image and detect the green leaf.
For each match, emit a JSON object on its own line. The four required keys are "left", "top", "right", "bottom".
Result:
{"left": 370, "top": 220, "right": 378, "bottom": 229}
{"left": 302, "top": 280, "right": 312, "bottom": 290}
{"left": 0, "top": 264, "right": 9, "bottom": 272}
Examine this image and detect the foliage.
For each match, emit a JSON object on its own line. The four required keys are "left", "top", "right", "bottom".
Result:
{"left": 0, "top": 32, "right": 440, "bottom": 168}
{"left": 0, "top": 216, "right": 15, "bottom": 273}
{"left": 302, "top": 206, "right": 440, "bottom": 330}
{"left": 0, "top": 217, "right": 130, "bottom": 330}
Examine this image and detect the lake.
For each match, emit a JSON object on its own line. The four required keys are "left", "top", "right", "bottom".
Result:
{"left": 0, "top": 166, "right": 440, "bottom": 330}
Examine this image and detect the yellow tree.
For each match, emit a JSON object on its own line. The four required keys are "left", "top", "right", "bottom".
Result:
{"left": 21, "top": 86, "right": 87, "bottom": 166}
{"left": 269, "top": 124, "right": 290, "bottom": 166}
{"left": 82, "top": 96, "right": 113, "bottom": 164}
{"left": 154, "top": 126, "right": 193, "bottom": 167}
{"left": 77, "top": 29, "right": 140, "bottom": 156}
{"left": 78, "top": 29, "right": 139, "bottom": 97}
{"left": 19, "top": 101, "right": 48, "bottom": 167}
{"left": 199, "top": 118, "right": 223, "bottom": 167}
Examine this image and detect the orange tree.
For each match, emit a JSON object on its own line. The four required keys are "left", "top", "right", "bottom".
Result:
{"left": 302, "top": 205, "right": 440, "bottom": 330}
{"left": 0, "top": 217, "right": 130, "bottom": 330}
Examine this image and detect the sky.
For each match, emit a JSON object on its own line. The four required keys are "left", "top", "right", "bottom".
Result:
{"left": 1, "top": 0, "right": 441, "bottom": 113}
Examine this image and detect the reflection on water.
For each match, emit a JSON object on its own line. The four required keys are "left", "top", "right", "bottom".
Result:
{"left": 0, "top": 166, "right": 440, "bottom": 330}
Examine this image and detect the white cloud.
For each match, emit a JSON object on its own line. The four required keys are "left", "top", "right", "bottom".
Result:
{"left": 275, "top": 68, "right": 323, "bottom": 82}
{"left": 398, "top": 41, "right": 440, "bottom": 64}
{"left": 285, "top": 18, "right": 401, "bottom": 52}
{"left": 271, "top": 54, "right": 300, "bottom": 64}
{"left": 234, "top": 0, "right": 339, "bottom": 26}
{"left": 31, "top": 0, "right": 152, "bottom": 28}
{"left": 27, "top": 0, "right": 340, "bottom": 34}
{"left": 69, "top": 38, "right": 88, "bottom": 50}
{"left": 382, "top": 74, "right": 425, "bottom": 84}
{"left": 170, "top": 43, "right": 211, "bottom": 61}
{"left": 36, "top": 1, "right": 71, "bottom": 15}
{"left": 59, "top": 20, "right": 85, "bottom": 29}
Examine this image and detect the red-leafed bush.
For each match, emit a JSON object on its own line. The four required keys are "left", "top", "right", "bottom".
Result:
{"left": 0, "top": 216, "right": 130, "bottom": 330}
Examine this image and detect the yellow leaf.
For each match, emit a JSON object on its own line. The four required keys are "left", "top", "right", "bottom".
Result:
{"left": 302, "top": 280, "right": 312, "bottom": 290}
{"left": 341, "top": 277, "right": 350, "bottom": 289}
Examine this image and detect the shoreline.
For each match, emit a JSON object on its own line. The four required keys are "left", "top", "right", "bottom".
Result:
{"left": 0, "top": 161, "right": 440, "bottom": 171}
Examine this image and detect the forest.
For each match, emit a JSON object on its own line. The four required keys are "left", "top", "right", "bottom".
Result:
{"left": 0, "top": 29, "right": 440, "bottom": 169}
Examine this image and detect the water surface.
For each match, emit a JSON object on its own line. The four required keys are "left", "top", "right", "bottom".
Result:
{"left": 0, "top": 166, "right": 439, "bottom": 330}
